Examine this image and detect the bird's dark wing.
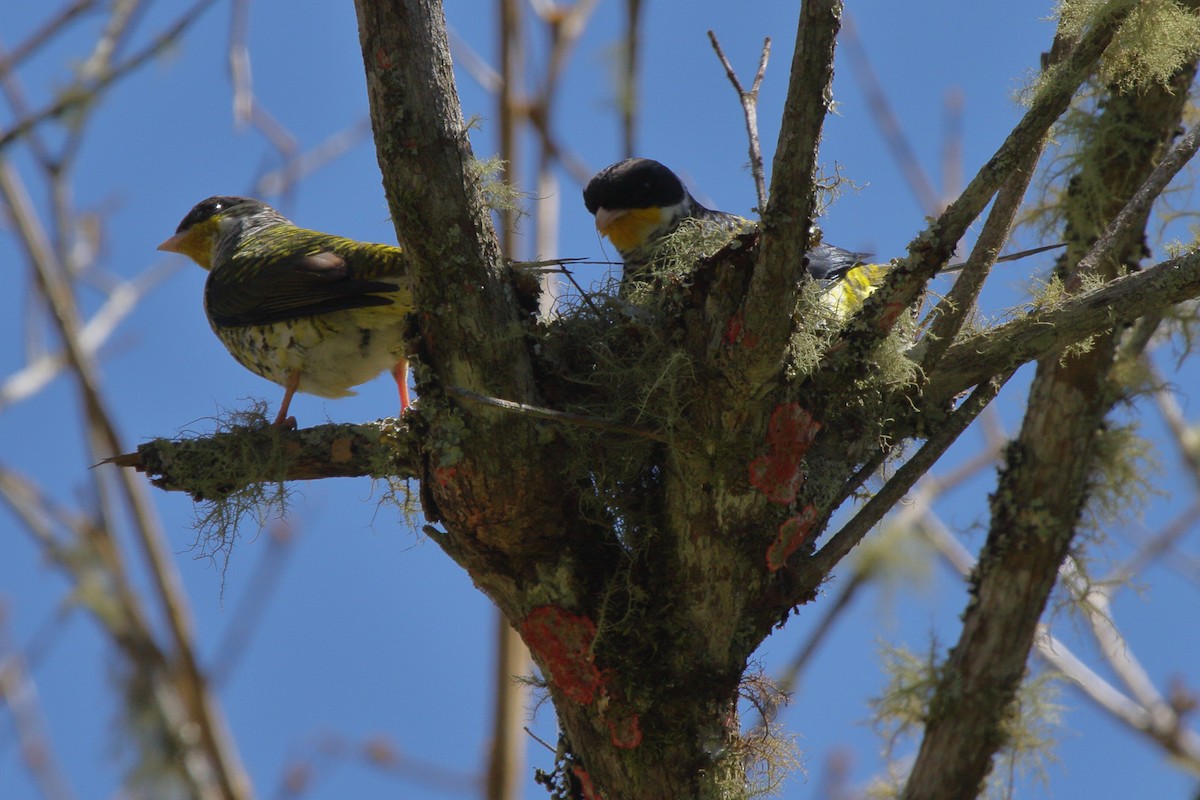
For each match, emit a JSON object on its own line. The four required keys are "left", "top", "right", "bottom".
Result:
{"left": 206, "top": 250, "right": 401, "bottom": 328}
{"left": 693, "top": 206, "right": 755, "bottom": 236}
{"left": 803, "top": 242, "right": 873, "bottom": 282}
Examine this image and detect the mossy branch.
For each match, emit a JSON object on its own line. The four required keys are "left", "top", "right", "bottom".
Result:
{"left": 104, "top": 420, "right": 420, "bottom": 500}
{"left": 921, "top": 249, "right": 1200, "bottom": 410}
{"left": 815, "top": 0, "right": 1137, "bottom": 387}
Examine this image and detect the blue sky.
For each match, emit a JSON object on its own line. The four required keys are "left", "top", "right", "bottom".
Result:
{"left": 2, "top": 1, "right": 1198, "bottom": 798}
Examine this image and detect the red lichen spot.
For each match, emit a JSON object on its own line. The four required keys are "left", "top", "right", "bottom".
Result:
{"left": 572, "top": 767, "right": 603, "bottom": 800}
{"left": 432, "top": 466, "right": 457, "bottom": 487}
{"left": 766, "top": 505, "right": 819, "bottom": 571}
{"left": 521, "top": 606, "right": 603, "bottom": 704}
{"left": 724, "top": 312, "right": 744, "bottom": 345}
{"left": 606, "top": 707, "right": 643, "bottom": 749}
{"left": 723, "top": 312, "right": 761, "bottom": 348}
{"left": 877, "top": 300, "right": 907, "bottom": 331}
{"left": 748, "top": 403, "right": 821, "bottom": 504}
{"left": 375, "top": 47, "right": 393, "bottom": 71}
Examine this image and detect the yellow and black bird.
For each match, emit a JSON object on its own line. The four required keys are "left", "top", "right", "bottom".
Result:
{"left": 583, "top": 158, "right": 888, "bottom": 319}
{"left": 159, "top": 196, "right": 413, "bottom": 427}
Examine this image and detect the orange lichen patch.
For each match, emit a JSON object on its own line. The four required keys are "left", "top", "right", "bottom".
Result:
{"left": 572, "top": 767, "right": 603, "bottom": 800}
{"left": 432, "top": 466, "right": 458, "bottom": 487}
{"left": 877, "top": 299, "right": 908, "bottom": 332}
{"left": 521, "top": 605, "right": 604, "bottom": 705}
{"left": 606, "top": 707, "right": 644, "bottom": 750}
{"left": 724, "top": 312, "right": 744, "bottom": 345}
{"left": 723, "top": 311, "right": 760, "bottom": 348}
{"left": 748, "top": 403, "right": 821, "bottom": 504}
{"left": 766, "top": 505, "right": 819, "bottom": 572}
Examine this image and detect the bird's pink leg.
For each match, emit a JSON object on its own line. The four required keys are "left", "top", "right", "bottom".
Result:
{"left": 392, "top": 357, "right": 411, "bottom": 413}
{"left": 273, "top": 370, "right": 300, "bottom": 428}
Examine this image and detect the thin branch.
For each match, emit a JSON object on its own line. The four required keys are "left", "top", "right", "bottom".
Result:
{"left": 1072, "top": 119, "right": 1200, "bottom": 288}
{"left": 739, "top": 0, "right": 840, "bottom": 390}
{"left": 446, "top": 385, "right": 669, "bottom": 443}
{"left": 0, "top": 261, "right": 177, "bottom": 412}
{"left": 918, "top": 138, "right": 1048, "bottom": 373}
{"left": 807, "top": 371, "right": 1011, "bottom": 581}
{"left": 841, "top": 15, "right": 941, "bottom": 213}
{"left": 621, "top": 0, "right": 643, "bottom": 157}
{"left": 816, "top": 1, "right": 1138, "bottom": 382}
{"left": 0, "top": 162, "right": 251, "bottom": 798}
{"left": 919, "top": 517, "right": 1200, "bottom": 770}
{"left": 0, "top": 0, "right": 220, "bottom": 152}
{"left": 0, "top": 615, "right": 77, "bottom": 800}
{"left": 708, "top": 31, "right": 770, "bottom": 211}
{"left": 0, "top": 1, "right": 96, "bottom": 78}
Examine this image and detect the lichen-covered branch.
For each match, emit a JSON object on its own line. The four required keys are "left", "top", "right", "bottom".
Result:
{"left": 902, "top": 19, "right": 1200, "bottom": 796}
{"left": 920, "top": 249, "right": 1200, "bottom": 411}
{"left": 106, "top": 420, "right": 420, "bottom": 500}
{"left": 815, "top": 0, "right": 1138, "bottom": 388}
{"left": 737, "top": 0, "right": 840, "bottom": 391}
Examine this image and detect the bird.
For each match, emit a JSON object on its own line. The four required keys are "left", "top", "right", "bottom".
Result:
{"left": 583, "top": 157, "right": 889, "bottom": 319}
{"left": 158, "top": 196, "right": 413, "bottom": 428}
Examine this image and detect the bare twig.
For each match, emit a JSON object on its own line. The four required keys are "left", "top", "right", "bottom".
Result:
{"left": 0, "top": 261, "right": 177, "bottom": 412}
{"left": 808, "top": 371, "right": 1012, "bottom": 580}
{"left": 1, "top": 162, "right": 251, "bottom": 798}
{"left": 621, "top": 0, "right": 644, "bottom": 157}
{"left": 0, "top": 1, "right": 96, "bottom": 78}
{"left": 841, "top": 15, "right": 941, "bottom": 213}
{"left": 1072, "top": 119, "right": 1200, "bottom": 288}
{"left": 918, "top": 515, "right": 1200, "bottom": 770}
{"left": 0, "top": 613, "right": 76, "bottom": 800}
{"left": 0, "top": 0, "right": 220, "bottom": 152}
{"left": 707, "top": 31, "right": 770, "bottom": 211}
{"left": 446, "top": 385, "right": 669, "bottom": 443}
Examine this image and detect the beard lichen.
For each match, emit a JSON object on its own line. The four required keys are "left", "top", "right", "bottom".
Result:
{"left": 175, "top": 401, "right": 291, "bottom": 568}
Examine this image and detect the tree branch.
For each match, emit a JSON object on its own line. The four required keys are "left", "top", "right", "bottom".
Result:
{"left": 816, "top": 0, "right": 1137, "bottom": 384}
{"left": 707, "top": 31, "right": 770, "bottom": 210}
{"left": 105, "top": 420, "right": 421, "bottom": 499}
{"left": 736, "top": 0, "right": 840, "bottom": 390}
{"left": 920, "top": 250, "right": 1200, "bottom": 411}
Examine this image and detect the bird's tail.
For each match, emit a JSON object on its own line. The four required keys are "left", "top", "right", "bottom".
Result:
{"left": 819, "top": 262, "right": 891, "bottom": 320}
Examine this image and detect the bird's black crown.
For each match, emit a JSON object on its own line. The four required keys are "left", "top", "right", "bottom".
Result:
{"left": 174, "top": 196, "right": 260, "bottom": 233}
{"left": 583, "top": 158, "right": 687, "bottom": 214}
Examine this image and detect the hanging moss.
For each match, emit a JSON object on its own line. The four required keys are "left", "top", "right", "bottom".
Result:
{"left": 1058, "top": 0, "right": 1200, "bottom": 90}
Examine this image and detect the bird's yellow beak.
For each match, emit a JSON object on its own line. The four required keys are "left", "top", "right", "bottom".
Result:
{"left": 594, "top": 206, "right": 666, "bottom": 253}
{"left": 156, "top": 224, "right": 215, "bottom": 269}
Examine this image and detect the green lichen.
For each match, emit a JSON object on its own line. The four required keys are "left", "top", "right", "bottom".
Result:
{"left": 1058, "top": 0, "right": 1200, "bottom": 90}
{"left": 184, "top": 402, "right": 291, "bottom": 572}
{"left": 868, "top": 641, "right": 1062, "bottom": 800}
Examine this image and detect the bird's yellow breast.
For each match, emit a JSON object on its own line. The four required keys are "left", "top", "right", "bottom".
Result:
{"left": 599, "top": 207, "right": 671, "bottom": 253}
